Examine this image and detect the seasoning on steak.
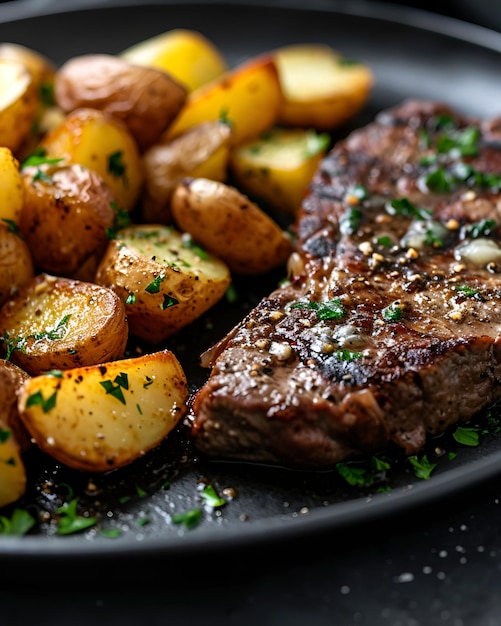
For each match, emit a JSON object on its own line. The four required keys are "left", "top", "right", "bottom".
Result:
{"left": 190, "top": 99, "right": 501, "bottom": 469}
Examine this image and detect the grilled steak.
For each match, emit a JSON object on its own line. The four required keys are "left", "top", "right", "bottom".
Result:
{"left": 190, "top": 100, "right": 501, "bottom": 469}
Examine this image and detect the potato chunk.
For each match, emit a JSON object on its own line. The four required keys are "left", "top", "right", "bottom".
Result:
{"left": 20, "top": 160, "right": 116, "bottom": 276}
{"left": 141, "top": 119, "right": 232, "bottom": 223}
{"left": 0, "top": 273, "right": 128, "bottom": 375}
{"left": 0, "top": 417, "right": 26, "bottom": 508}
{"left": 163, "top": 55, "right": 283, "bottom": 146}
{"left": 0, "top": 221, "right": 35, "bottom": 307}
{"left": 0, "top": 57, "right": 39, "bottom": 154}
{"left": 18, "top": 349, "right": 189, "bottom": 472}
{"left": 54, "top": 54, "right": 187, "bottom": 151}
{"left": 273, "top": 43, "right": 374, "bottom": 129}
{"left": 120, "top": 28, "right": 228, "bottom": 92}
{"left": 229, "top": 127, "right": 330, "bottom": 216}
{"left": 40, "top": 107, "right": 144, "bottom": 212}
{"left": 95, "top": 224, "right": 231, "bottom": 343}
{"left": 170, "top": 177, "right": 294, "bottom": 275}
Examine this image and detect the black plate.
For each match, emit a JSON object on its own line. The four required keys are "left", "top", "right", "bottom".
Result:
{"left": 1, "top": 0, "right": 501, "bottom": 568}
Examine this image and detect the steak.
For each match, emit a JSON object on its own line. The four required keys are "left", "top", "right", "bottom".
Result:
{"left": 190, "top": 100, "right": 501, "bottom": 469}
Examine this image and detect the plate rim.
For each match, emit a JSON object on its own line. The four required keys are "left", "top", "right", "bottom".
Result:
{"left": 1, "top": 0, "right": 501, "bottom": 562}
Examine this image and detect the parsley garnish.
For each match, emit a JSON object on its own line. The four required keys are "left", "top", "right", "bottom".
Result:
{"left": 26, "top": 389, "right": 58, "bottom": 413}
{"left": 55, "top": 499, "right": 97, "bottom": 535}
{"left": 172, "top": 508, "right": 203, "bottom": 529}
{"left": 0, "top": 508, "right": 36, "bottom": 536}
{"left": 145, "top": 275, "right": 164, "bottom": 294}
{"left": 291, "top": 298, "right": 346, "bottom": 320}
{"left": 408, "top": 454, "right": 436, "bottom": 480}
{"left": 100, "top": 372, "right": 129, "bottom": 404}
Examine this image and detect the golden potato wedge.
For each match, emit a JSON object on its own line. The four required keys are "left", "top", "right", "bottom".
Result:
{"left": 0, "top": 146, "right": 25, "bottom": 225}
{"left": 0, "top": 57, "right": 39, "bottom": 155}
{"left": 120, "top": 28, "right": 228, "bottom": 92}
{"left": 95, "top": 224, "right": 231, "bottom": 343}
{"left": 0, "top": 43, "right": 57, "bottom": 159}
{"left": 17, "top": 348, "right": 188, "bottom": 472}
{"left": 0, "top": 417, "right": 26, "bottom": 508}
{"left": 163, "top": 55, "right": 283, "bottom": 146}
{"left": 20, "top": 160, "right": 116, "bottom": 276}
{"left": 229, "top": 127, "right": 330, "bottom": 216}
{"left": 0, "top": 359, "right": 31, "bottom": 453}
{"left": 54, "top": 54, "right": 187, "bottom": 151}
{"left": 170, "top": 177, "right": 294, "bottom": 275}
{"left": 40, "top": 107, "right": 144, "bottom": 212}
{"left": 141, "top": 119, "right": 232, "bottom": 223}
{"left": 0, "top": 221, "right": 35, "bottom": 307}
{"left": 0, "top": 42, "right": 55, "bottom": 91}
{"left": 273, "top": 44, "right": 374, "bottom": 129}
{"left": 0, "top": 273, "right": 128, "bottom": 375}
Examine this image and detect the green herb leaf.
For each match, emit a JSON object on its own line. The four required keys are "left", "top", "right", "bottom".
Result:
{"left": 55, "top": 499, "right": 97, "bottom": 535}
{"left": 408, "top": 454, "right": 436, "bottom": 480}
{"left": 453, "top": 426, "right": 481, "bottom": 447}
{"left": 172, "top": 508, "right": 203, "bottom": 529}
{"left": 0, "top": 508, "right": 36, "bottom": 536}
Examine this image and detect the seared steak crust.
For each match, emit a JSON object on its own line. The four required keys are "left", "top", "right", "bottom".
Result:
{"left": 191, "top": 100, "right": 501, "bottom": 468}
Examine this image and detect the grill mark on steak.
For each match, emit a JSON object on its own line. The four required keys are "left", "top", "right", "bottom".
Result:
{"left": 190, "top": 100, "right": 501, "bottom": 469}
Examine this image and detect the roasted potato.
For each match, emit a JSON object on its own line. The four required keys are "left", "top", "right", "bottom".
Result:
{"left": 17, "top": 348, "right": 189, "bottom": 472}
{"left": 54, "top": 54, "right": 187, "bottom": 152}
{"left": 229, "top": 127, "right": 330, "bottom": 216}
{"left": 0, "top": 358, "right": 30, "bottom": 508}
{"left": 0, "top": 273, "right": 128, "bottom": 375}
{"left": 0, "top": 43, "right": 58, "bottom": 158}
{"left": 170, "top": 177, "right": 294, "bottom": 274}
{"left": 0, "top": 57, "right": 39, "bottom": 155}
{"left": 0, "top": 414, "right": 26, "bottom": 508}
{"left": 95, "top": 224, "right": 231, "bottom": 343}
{"left": 0, "top": 221, "right": 35, "bottom": 307}
{"left": 40, "top": 107, "right": 144, "bottom": 212}
{"left": 273, "top": 43, "right": 374, "bottom": 129}
{"left": 0, "top": 146, "right": 25, "bottom": 224}
{"left": 20, "top": 160, "right": 116, "bottom": 276}
{"left": 141, "top": 119, "right": 232, "bottom": 223}
{"left": 163, "top": 55, "right": 283, "bottom": 146}
{"left": 0, "top": 359, "right": 31, "bottom": 453}
{"left": 120, "top": 28, "right": 228, "bottom": 92}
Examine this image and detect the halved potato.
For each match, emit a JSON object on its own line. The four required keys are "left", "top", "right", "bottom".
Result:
{"left": 17, "top": 348, "right": 189, "bottom": 472}
{"left": 0, "top": 273, "right": 128, "bottom": 375}
{"left": 0, "top": 42, "right": 57, "bottom": 156}
{"left": 0, "top": 57, "right": 39, "bottom": 154}
{"left": 229, "top": 127, "right": 330, "bottom": 216}
{"left": 120, "top": 28, "right": 228, "bottom": 92}
{"left": 20, "top": 160, "right": 116, "bottom": 276}
{"left": 0, "top": 417, "right": 26, "bottom": 508}
{"left": 54, "top": 54, "right": 187, "bottom": 151}
{"left": 163, "top": 55, "right": 283, "bottom": 146}
{"left": 95, "top": 224, "right": 231, "bottom": 343}
{"left": 170, "top": 177, "right": 294, "bottom": 275}
{"left": 0, "top": 146, "right": 25, "bottom": 225}
{"left": 0, "top": 359, "right": 31, "bottom": 453}
{"left": 273, "top": 44, "right": 374, "bottom": 129}
{"left": 0, "top": 221, "right": 35, "bottom": 308}
{"left": 141, "top": 119, "right": 232, "bottom": 223}
{"left": 40, "top": 107, "right": 144, "bottom": 212}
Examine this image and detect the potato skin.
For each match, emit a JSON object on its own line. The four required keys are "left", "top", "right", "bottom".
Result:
{"left": 40, "top": 107, "right": 144, "bottom": 213}
{"left": 0, "top": 273, "right": 128, "bottom": 375}
{"left": 170, "top": 177, "right": 294, "bottom": 274}
{"left": 0, "top": 359, "right": 31, "bottom": 453}
{"left": 0, "top": 58, "right": 39, "bottom": 155}
{"left": 141, "top": 120, "right": 232, "bottom": 223}
{"left": 0, "top": 222, "right": 35, "bottom": 307}
{"left": 20, "top": 161, "right": 116, "bottom": 276}
{"left": 95, "top": 224, "right": 231, "bottom": 343}
{"left": 55, "top": 54, "right": 187, "bottom": 151}
{"left": 0, "top": 146, "right": 25, "bottom": 224}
